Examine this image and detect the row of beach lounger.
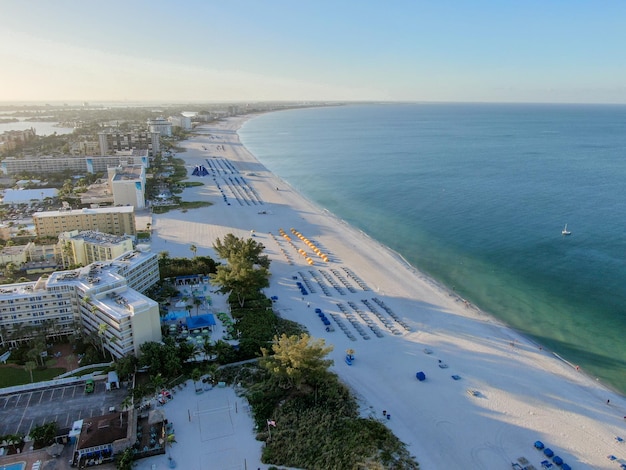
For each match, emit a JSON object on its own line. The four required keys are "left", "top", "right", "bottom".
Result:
{"left": 269, "top": 233, "right": 294, "bottom": 265}
{"left": 347, "top": 301, "right": 385, "bottom": 338}
{"left": 297, "top": 271, "right": 317, "bottom": 294}
{"left": 341, "top": 267, "right": 371, "bottom": 290}
{"left": 330, "top": 268, "right": 358, "bottom": 293}
{"left": 325, "top": 309, "right": 357, "bottom": 341}
{"left": 309, "top": 270, "right": 333, "bottom": 296}
{"left": 337, "top": 302, "right": 371, "bottom": 340}
{"left": 205, "top": 157, "right": 237, "bottom": 175}
{"left": 318, "top": 269, "right": 347, "bottom": 295}
{"left": 371, "top": 297, "right": 412, "bottom": 332}
{"left": 362, "top": 298, "right": 403, "bottom": 335}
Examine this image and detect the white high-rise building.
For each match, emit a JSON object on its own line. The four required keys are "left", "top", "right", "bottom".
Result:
{"left": 147, "top": 118, "right": 172, "bottom": 137}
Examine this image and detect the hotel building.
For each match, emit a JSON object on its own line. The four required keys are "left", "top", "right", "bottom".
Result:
{"left": 0, "top": 250, "right": 161, "bottom": 359}
{"left": 34, "top": 206, "right": 136, "bottom": 238}
{"left": 57, "top": 230, "right": 134, "bottom": 268}
{"left": 1, "top": 151, "right": 149, "bottom": 176}
{"left": 98, "top": 131, "right": 160, "bottom": 156}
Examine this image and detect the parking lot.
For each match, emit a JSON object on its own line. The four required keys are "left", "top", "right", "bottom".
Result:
{"left": 0, "top": 380, "right": 127, "bottom": 436}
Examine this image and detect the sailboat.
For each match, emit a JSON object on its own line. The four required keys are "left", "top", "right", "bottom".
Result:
{"left": 562, "top": 224, "right": 571, "bottom": 236}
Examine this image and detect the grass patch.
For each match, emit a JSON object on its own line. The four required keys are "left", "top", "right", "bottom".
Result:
{"left": 0, "top": 365, "right": 67, "bottom": 387}
{"left": 180, "top": 181, "right": 204, "bottom": 188}
{"left": 152, "top": 200, "right": 213, "bottom": 214}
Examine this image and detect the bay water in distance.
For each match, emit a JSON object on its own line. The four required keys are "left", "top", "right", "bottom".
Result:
{"left": 239, "top": 103, "right": 626, "bottom": 395}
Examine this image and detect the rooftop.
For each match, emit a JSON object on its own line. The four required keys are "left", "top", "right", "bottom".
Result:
{"left": 61, "top": 230, "right": 132, "bottom": 247}
{"left": 34, "top": 206, "right": 135, "bottom": 218}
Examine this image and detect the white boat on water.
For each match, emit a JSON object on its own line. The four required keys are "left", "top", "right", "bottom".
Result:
{"left": 562, "top": 224, "right": 571, "bottom": 236}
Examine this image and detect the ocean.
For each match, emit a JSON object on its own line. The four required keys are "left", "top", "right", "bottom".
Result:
{"left": 239, "top": 103, "right": 626, "bottom": 395}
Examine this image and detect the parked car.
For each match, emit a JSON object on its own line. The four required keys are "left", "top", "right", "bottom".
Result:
{"left": 84, "top": 379, "right": 95, "bottom": 394}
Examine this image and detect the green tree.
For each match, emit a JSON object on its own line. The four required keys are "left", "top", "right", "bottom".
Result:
{"left": 260, "top": 333, "right": 334, "bottom": 390}
{"left": 24, "top": 360, "right": 37, "bottom": 383}
{"left": 29, "top": 422, "right": 57, "bottom": 447}
{"left": 189, "top": 243, "right": 197, "bottom": 259}
{"left": 211, "top": 258, "right": 270, "bottom": 308}
{"left": 213, "top": 234, "right": 269, "bottom": 268}
{"left": 115, "top": 446, "right": 136, "bottom": 470}
{"left": 116, "top": 354, "right": 138, "bottom": 381}
{"left": 97, "top": 323, "right": 109, "bottom": 357}
{"left": 193, "top": 297, "right": 202, "bottom": 315}
{"left": 191, "top": 368, "right": 202, "bottom": 392}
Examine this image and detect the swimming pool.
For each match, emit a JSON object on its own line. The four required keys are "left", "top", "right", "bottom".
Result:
{"left": 162, "top": 310, "right": 189, "bottom": 322}
{"left": 0, "top": 462, "right": 26, "bottom": 470}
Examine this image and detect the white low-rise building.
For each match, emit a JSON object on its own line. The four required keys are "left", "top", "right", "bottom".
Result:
{"left": 57, "top": 230, "right": 134, "bottom": 268}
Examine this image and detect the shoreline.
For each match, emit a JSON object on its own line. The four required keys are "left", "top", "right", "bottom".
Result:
{"left": 146, "top": 116, "right": 626, "bottom": 469}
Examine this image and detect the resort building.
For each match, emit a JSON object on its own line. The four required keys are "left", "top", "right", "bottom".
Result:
{"left": 147, "top": 118, "right": 172, "bottom": 137}
{"left": 0, "top": 243, "right": 32, "bottom": 266}
{"left": 0, "top": 249, "right": 161, "bottom": 359}
{"left": 57, "top": 230, "right": 134, "bottom": 268}
{"left": 98, "top": 131, "right": 160, "bottom": 156}
{"left": 168, "top": 114, "right": 192, "bottom": 130}
{"left": 108, "top": 165, "right": 146, "bottom": 209}
{"left": 33, "top": 206, "right": 136, "bottom": 238}
{"left": 1, "top": 151, "right": 149, "bottom": 176}
{"left": 0, "top": 128, "right": 36, "bottom": 154}
{"left": 69, "top": 139, "right": 100, "bottom": 156}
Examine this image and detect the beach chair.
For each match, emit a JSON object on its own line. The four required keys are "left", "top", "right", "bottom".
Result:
{"left": 540, "top": 461, "right": 553, "bottom": 469}
{"left": 543, "top": 448, "right": 554, "bottom": 458}
{"left": 616, "top": 436, "right": 624, "bottom": 443}
{"left": 534, "top": 440, "right": 545, "bottom": 450}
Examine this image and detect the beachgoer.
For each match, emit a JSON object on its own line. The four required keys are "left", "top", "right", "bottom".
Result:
{"left": 607, "top": 399, "right": 610, "bottom": 405}
{"left": 307, "top": 302, "right": 310, "bottom": 308}
{"left": 383, "top": 410, "right": 387, "bottom": 416}
{"left": 387, "top": 413, "right": 391, "bottom": 420}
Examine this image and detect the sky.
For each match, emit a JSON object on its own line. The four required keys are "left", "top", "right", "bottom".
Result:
{"left": 1, "top": 0, "right": 626, "bottom": 104}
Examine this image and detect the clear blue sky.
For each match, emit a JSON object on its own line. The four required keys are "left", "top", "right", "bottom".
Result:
{"left": 1, "top": 0, "right": 625, "bottom": 103}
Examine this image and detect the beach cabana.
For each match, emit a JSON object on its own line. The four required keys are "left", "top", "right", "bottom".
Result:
{"left": 186, "top": 314, "right": 217, "bottom": 331}
{"left": 416, "top": 371, "right": 426, "bottom": 381}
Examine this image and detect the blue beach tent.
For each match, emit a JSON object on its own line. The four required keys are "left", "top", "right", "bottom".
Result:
{"left": 416, "top": 371, "right": 426, "bottom": 381}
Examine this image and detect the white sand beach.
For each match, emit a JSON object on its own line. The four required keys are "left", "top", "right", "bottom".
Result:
{"left": 137, "top": 116, "right": 626, "bottom": 470}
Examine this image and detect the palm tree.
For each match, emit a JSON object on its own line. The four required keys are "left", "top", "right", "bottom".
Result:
{"left": 193, "top": 297, "right": 202, "bottom": 316}
{"left": 190, "top": 244, "right": 197, "bottom": 259}
{"left": 24, "top": 361, "right": 37, "bottom": 383}
{"left": 202, "top": 338, "right": 213, "bottom": 361}
{"left": 97, "top": 323, "right": 109, "bottom": 357}
{"left": 191, "top": 368, "right": 202, "bottom": 392}
{"left": 150, "top": 373, "right": 165, "bottom": 395}
{"left": 121, "top": 394, "right": 134, "bottom": 411}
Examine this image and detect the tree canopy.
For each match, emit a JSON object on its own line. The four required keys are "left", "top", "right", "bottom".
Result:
{"left": 210, "top": 234, "right": 271, "bottom": 308}
{"left": 260, "top": 333, "right": 334, "bottom": 390}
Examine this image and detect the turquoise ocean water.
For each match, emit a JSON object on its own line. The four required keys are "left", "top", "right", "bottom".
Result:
{"left": 239, "top": 103, "right": 626, "bottom": 394}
